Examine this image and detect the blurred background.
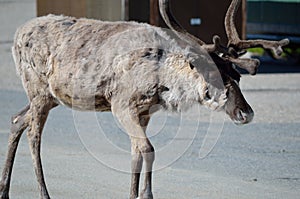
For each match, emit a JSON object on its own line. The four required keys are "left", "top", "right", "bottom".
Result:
{"left": 1, "top": 0, "right": 299, "bottom": 75}
{"left": 37, "top": 0, "right": 300, "bottom": 65}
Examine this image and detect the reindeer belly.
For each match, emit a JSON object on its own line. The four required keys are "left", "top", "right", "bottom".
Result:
{"left": 52, "top": 90, "right": 111, "bottom": 112}
{"left": 49, "top": 85, "right": 111, "bottom": 111}
{"left": 48, "top": 68, "right": 112, "bottom": 112}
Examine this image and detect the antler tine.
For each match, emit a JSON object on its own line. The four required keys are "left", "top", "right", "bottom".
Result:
{"left": 226, "top": 56, "right": 260, "bottom": 75}
{"left": 232, "top": 39, "right": 289, "bottom": 59}
{"left": 159, "top": 0, "right": 220, "bottom": 52}
{"left": 225, "top": 0, "right": 289, "bottom": 58}
{"left": 224, "top": 0, "right": 241, "bottom": 47}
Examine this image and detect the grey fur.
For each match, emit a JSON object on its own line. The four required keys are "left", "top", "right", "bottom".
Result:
{"left": 1, "top": 14, "right": 227, "bottom": 199}
{"left": 13, "top": 15, "right": 225, "bottom": 111}
{"left": 1, "top": 1, "right": 287, "bottom": 198}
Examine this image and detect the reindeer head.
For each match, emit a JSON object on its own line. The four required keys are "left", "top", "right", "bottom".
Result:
{"left": 159, "top": 0, "right": 289, "bottom": 125}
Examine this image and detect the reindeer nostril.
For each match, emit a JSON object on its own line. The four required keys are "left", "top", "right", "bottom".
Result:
{"left": 205, "top": 89, "right": 211, "bottom": 100}
{"left": 237, "top": 110, "right": 245, "bottom": 121}
{"left": 236, "top": 109, "right": 254, "bottom": 124}
{"left": 241, "top": 111, "right": 248, "bottom": 122}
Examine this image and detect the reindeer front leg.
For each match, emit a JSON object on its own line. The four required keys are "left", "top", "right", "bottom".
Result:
{"left": 111, "top": 100, "right": 154, "bottom": 199}
{"left": 130, "top": 139, "right": 143, "bottom": 199}
{"left": 139, "top": 138, "right": 154, "bottom": 199}
{"left": 130, "top": 136, "right": 154, "bottom": 199}
{"left": 138, "top": 114, "right": 154, "bottom": 199}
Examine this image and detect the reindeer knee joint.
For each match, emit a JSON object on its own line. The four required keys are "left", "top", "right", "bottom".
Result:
{"left": 139, "top": 143, "right": 155, "bottom": 163}
{"left": 140, "top": 144, "right": 154, "bottom": 154}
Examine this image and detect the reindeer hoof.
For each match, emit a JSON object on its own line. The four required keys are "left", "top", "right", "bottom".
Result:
{"left": 0, "top": 183, "right": 8, "bottom": 199}
{"left": 0, "top": 194, "right": 9, "bottom": 199}
{"left": 0, "top": 189, "right": 9, "bottom": 199}
{"left": 139, "top": 191, "right": 153, "bottom": 199}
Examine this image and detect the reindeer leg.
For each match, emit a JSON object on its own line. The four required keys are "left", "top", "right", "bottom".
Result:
{"left": 111, "top": 101, "right": 154, "bottom": 199}
{"left": 138, "top": 115, "right": 153, "bottom": 199}
{"left": 130, "top": 136, "right": 154, "bottom": 199}
{"left": 0, "top": 105, "right": 30, "bottom": 199}
{"left": 131, "top": 114, "right": 152, "bottom": 199}
{"left": 130, "top": 139, "right": 143, "bottom": 199}
{"left": 139, "top": 138, "right": 154, "bottom": 199}
{"left": 130, "top": 114, "right": 150, "bottom": 199}
{"left": 26, "top": 99, "right": 56, "bottom": 199}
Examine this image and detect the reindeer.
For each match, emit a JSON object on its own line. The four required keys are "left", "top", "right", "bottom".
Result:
{"left": 0, "top": 0, "right": 288, "bottom": 198}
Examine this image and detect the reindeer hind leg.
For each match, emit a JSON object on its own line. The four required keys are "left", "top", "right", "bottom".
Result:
{"left": 26, "top": 98, "right": 57, "bottom": 199}
{"left": 0, "top": 104, "right": 31, "bottom": 199}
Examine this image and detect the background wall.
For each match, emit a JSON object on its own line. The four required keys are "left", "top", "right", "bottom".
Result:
{"left": 37, "top": 0, "right": 123, "bottom": 21}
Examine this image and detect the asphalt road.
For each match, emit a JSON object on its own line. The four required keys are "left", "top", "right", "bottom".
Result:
{"left": 0, "top": 1, "right": 299, "bottom": 199}
{"left": 0, "top": 74, "right": 299, "bottom": 199}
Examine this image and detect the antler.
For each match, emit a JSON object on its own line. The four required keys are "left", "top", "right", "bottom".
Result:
{"left": 158, "top": 0, "right": 289, "bottom": 75}
{"left": 158, "top": 0, "right": 221, "bottom": 53}
{"left": 158, "top": 0, "right": 256, "bottom": 74}
{"left": 225, "top": 0, "right": 289, "bottom": 59}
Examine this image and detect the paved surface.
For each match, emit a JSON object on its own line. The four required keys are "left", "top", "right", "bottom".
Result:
{"left": 0, "top": 1, "right": 300, "bottom": 199}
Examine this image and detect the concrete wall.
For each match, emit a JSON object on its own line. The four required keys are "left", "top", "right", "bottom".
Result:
{"left": 86, "top": 0, "right": 123, "bottom": 21}
{"left": 37, "top": 0, "right": 123, "bottom": 21}
{"left": 0, "top": 0, "right": 36, "bottom": 90}
{"left": 0, "top": 0, "right": 36, "bottom": 42}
